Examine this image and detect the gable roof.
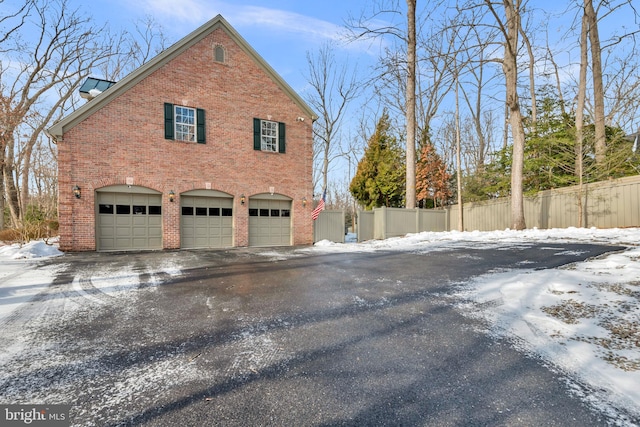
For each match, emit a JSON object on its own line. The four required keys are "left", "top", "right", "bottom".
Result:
{"left": 48, "top": 15, "right": 316, "bottom": 139}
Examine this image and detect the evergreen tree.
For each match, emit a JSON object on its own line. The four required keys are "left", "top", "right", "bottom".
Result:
{"left": 464, "top": 90, "right": 639, "bottom": 201}
{"left": 350, "top": 112, "right": 406, "bottom": 209}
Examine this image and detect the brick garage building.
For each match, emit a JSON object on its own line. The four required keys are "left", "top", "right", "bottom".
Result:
{"left": 48, "top": 15, "right": 316, "bottom": 252}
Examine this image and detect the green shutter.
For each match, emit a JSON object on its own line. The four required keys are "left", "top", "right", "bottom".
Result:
{"left": 253, "top": 118, "right": 261, "bottom": 150}
{"left": 197, "top": 108, "right": 206, "bottom": 143}
{"left": 164, "top": 103, "right": 174, "bottom": 140}
{"left": 278, "top": 122, "right": 286, "bottom": 153}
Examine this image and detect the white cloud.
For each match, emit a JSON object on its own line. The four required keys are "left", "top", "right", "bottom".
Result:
{"left": 136, "top": 0, "right": 376, "bottom": 55}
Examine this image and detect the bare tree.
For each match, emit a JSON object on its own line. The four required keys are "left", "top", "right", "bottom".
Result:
{"left": 456, "top": 23, "right": 501, "bottom": 175}
{"left": 520, "top": 18, "right": 537, "bottom": 125}
{"left": 97, "top": 15, "right": 170, "bottom": 81}
{"left": 305, "top": 42, "right": 359, "bottom": 195}
{"left": 484, "top": 0, "right": 527, "bottom": 230}
{"left": 405, "top": 0, "right": 417, "bottom": 208}
{"left": 347, "top": 0, "right": 420, "bottom": 208}
{"left": 575, "top": 13, "right": 588, "bottom": 228}
{"left": 0, "top": 0, "right": 119, "bottom": 229}
{"left": 584, "top": 0, "right": 606, "bottom": 165}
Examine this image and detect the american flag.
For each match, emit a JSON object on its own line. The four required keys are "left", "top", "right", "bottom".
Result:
{"left": 312, "top": 189, "right": 326, "bottom": 220}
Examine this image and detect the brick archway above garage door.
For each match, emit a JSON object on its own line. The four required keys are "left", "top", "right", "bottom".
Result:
{"left": 180, "top": 189, "right": 234, "bottom": 249}
{"left": 248, "top": 194, "right": 292, "bottom": 246}
{"left": 96, "top": 185, "right": 162, "bottom": 251}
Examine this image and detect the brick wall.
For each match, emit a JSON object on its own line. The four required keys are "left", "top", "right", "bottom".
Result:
{"left": 57, "top": 26, "right": 314, "bottom": 251}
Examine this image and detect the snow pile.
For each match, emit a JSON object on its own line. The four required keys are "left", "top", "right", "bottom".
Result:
{"left": 0, "top": 239, "right": 63, "bottom": 259}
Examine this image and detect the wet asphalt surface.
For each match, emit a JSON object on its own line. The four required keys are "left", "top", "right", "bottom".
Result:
{"left": 3, "top": 242, "right": 635, "bottom": 426}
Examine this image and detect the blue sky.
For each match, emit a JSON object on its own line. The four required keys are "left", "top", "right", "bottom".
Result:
{"left": 69, "top": 0, "right": 388, "bottom": 100}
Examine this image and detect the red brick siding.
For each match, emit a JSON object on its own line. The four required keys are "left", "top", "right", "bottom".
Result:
{"left": 57, "top": 27, "right": 313, "bottom": 251}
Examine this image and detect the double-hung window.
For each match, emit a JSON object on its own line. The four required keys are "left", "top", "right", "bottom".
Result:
{"left": 253, "top": 118, "right": 286, "bottom": 153}
{"left": 261, "top": 120, "right": 278, "bottom": 152}
{"left": 175, "top": 106, "right": 195, "bottom": 142}
{"left": 164, "top": 103, "right": 206, "bottom": 143}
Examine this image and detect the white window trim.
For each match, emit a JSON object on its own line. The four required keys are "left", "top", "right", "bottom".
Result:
{"left": 261, "top": 120, "right": 278, "bottom": 152}
{"left": 175, "top": 105, "right": 196, "bottom": 142}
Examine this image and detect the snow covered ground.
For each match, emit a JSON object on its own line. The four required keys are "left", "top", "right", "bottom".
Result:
{"left": 1, "top": 227, "right": 640, "bottom": 423}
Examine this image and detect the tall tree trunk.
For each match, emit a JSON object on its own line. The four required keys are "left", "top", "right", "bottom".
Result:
{"left": 503, "top": 101, "right": 509, "bottom": 150}
{"left": 585, "top": 0, "right": 606, "bottom": 165}
{"left": 520, "top": 27, "right": 536, "bottom": 125}
{"left": 576, "top": 13, "right": 588, "bottom": 227}
{"left": 500, "top": 0, "right": 526, "bottom": 230}
{"left": 405, "top": 0, "right": 417, "bottom": 209}
{"left": 20, "top": 137, "right": 35, "bottom": 220}
{"left": 547, "top": 46, "right": 567, "bottom": 116}
{"left": 4, "top": 142, "right": 20, "bottom": 227}
{"left": 0, "top": 153, "right": 4, "bottom": 229}
{"left": 455, "top": 67, "right": 463, "bottom": 231}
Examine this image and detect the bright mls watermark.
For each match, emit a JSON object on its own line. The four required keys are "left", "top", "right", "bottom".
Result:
{"left": 1, "top": 405, "right": 70, "bottom": 426}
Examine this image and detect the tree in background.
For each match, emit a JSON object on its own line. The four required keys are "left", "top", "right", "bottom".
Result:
{"left": 462, "top": 89, "right": 638, "bottom": 201}
{"left": 0, "top": 0, "right": 168, "bottom": 238}
{"left": 484, "top": 0, "right": 528, "bottom": 230}
{"left": 305, "top": 42, "right": 359, "bottom": 194}
{"left": 350, "top": 111, "right": 406, "bottom": 209}
{"left": 347, "top": 0, "right": 418, "bottom": 209}
{"left": 416, "top": 142, "right": 452, "bottom": 208}
{"left": 0, "top": 0, "right": 120, "bottom": 232}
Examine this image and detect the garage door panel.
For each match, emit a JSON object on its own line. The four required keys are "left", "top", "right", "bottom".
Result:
{"left": 116, "top": 216, "right": 132, "bottom": 226}
{"left": 181, "top": 195, "right": 233, "bottom": 249}
{"left": 132, "top": 227, "right": 148, "bottom": 237}
{"left": 97, "top": 191, "right": 162, "bottom": 251}
{"left": 100, "top": 216, "right": 115, "bottom": 226}
{"left": 248, "top": 199, "right": 291, "bottom": 246}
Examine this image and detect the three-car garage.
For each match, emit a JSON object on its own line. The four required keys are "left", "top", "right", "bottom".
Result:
{"left": 95, "top": 186, "right": 293, "bottom": 251}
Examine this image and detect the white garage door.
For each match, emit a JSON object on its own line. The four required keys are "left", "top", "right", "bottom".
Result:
{"left": 181, "top": 193, "right": 233, "bottom": 249}
{"left": 96, "top": 190, "right": 162, "bottom": 251}
{"left": 248, "top": 197, "right": 292, "bottom": 246}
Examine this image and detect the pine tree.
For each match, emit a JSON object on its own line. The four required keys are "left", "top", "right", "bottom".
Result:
{"left": 350, "top": 112, "right": 405, "bottom": 209}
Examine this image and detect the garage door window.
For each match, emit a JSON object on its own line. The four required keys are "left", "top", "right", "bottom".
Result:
{"left": 249, "top": 208, "right": 289, "bottom": 217}
{"left": 101, "top": 203, "right": 161, "bottom": 215}
{"left": 133, "top": 205, "right": 146, "bottom": 215}
{"left": 116, "top": 205, "right": 131, "bottom": 214}
{"left": 184, "top": 205, "right": 233, "bottom": 217}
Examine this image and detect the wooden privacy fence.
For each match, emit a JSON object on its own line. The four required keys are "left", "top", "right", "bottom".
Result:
{"left": 446, "top": 174, "right": 640, "bottom": 231}
{"left": 356, "top": 207, "right": 447, "bottom": 242}
{"left": 313, "top": 210, "right": 345, "bottom": 243}
{"left": 352, "top": 174, "right": 640, "bottom": 242}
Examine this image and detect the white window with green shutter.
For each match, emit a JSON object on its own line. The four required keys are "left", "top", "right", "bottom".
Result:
{"left": 254, "top": 118, "right": 285, "bottom": 153}
{"left": 164, "top": 103, "right": 206, "bottom": 143}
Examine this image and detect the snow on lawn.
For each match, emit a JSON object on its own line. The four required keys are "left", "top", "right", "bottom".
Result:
{"left": 0, "top": 239, "right": 64, "bottom": 323}
{"left": 451, "top": 244, "right": 640, "bottom": 423}
{"left": 2, "top": 227, "right": 640, "bottom": 421}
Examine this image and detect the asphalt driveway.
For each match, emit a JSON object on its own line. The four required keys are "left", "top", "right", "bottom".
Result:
{"left": 0, "top": 242, "right": 634, "bottom": 426}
